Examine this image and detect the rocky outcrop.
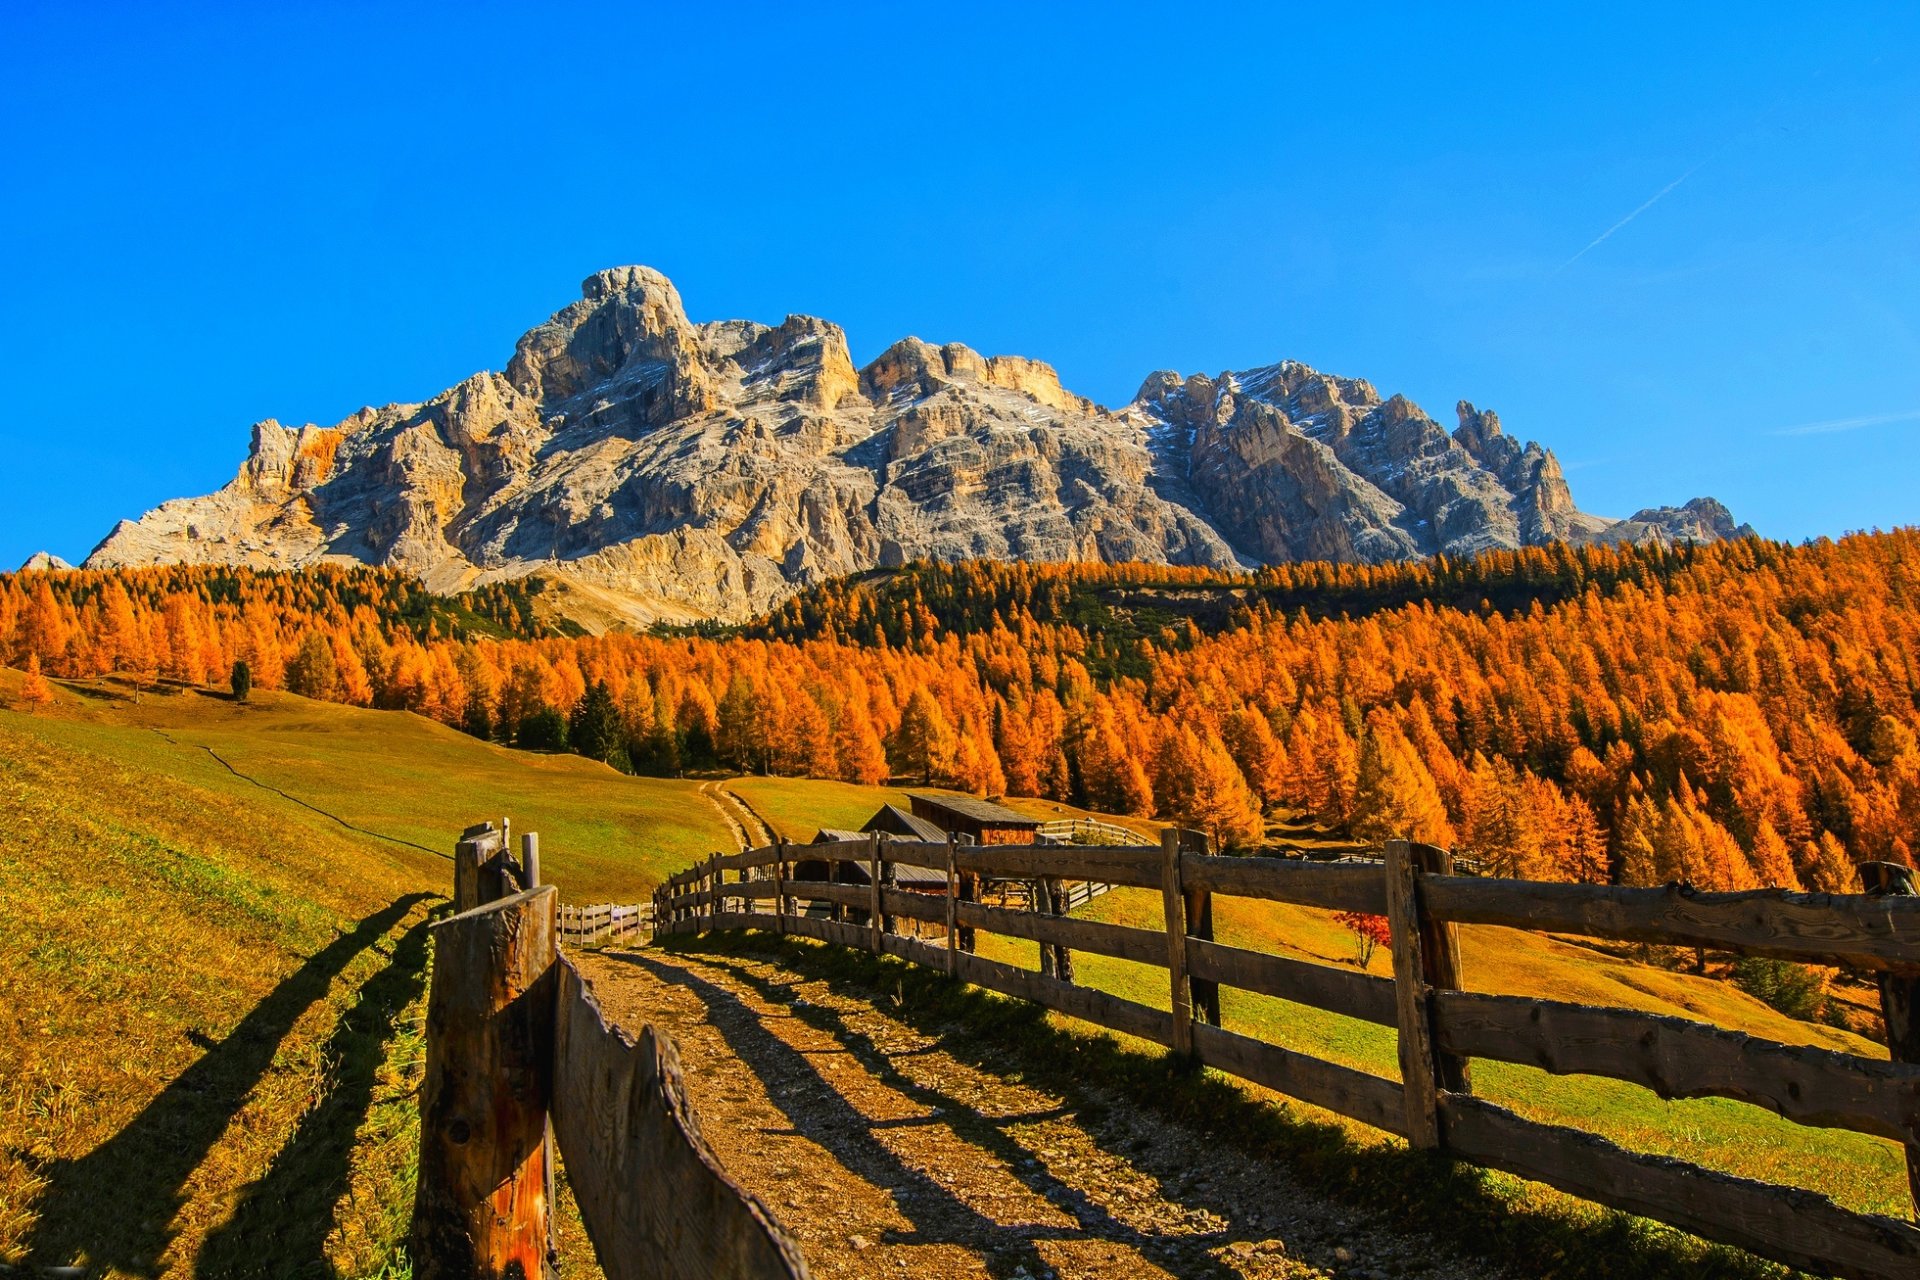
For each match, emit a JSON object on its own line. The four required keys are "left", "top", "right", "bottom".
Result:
{"left": 18, "top": 552, "right": 72, "bottom": 572}
{"left": 86, "top": 266, "right": 1744, "bottom": 628}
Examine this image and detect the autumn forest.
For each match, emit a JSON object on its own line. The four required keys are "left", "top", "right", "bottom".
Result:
{"left": 7, "top": 531, "right": 1920, "bottom": 896}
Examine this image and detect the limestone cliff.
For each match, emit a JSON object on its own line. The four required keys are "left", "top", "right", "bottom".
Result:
{"left": 87, "top": 266, "right": 1745, "bottom": 627}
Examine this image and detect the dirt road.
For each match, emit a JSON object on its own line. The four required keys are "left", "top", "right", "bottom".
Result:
{"left": 699, "top": 779, "right": 775, "bottom": 850}
{"left": 575, "top": 942, "right": 1507, "bottom": 1280}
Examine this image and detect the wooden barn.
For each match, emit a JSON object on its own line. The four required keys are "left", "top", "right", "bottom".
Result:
{"left": 907, "top": 793, "right": 1041, "bottom": 845}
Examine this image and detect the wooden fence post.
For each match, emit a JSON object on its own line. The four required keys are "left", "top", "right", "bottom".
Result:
{"left": 521, "top": 832, "right": 540, "bottom": 892}
{"left": 1412, "top": 842, "right": 1470, "bottom": 1095}
{"left": 1045, "top": 878, "right": 1075, "bottom": 984}
{"left": 707, "top": 853, "right": 720, "bottom": 932}
{"left": 454, "top": 826, "right": 499, "bottom": 914}
{"left": 867, "top": 833, "right": 884, "bottom": 951}
{"left": 944, "top": 834, "right": 959, "bottom": 975}
{"left": 1387, "top": 838, "right": 1443, "bottom": 1149}
{"left": 412, "top": 885, "right": 558, "bottom": 1279}
{"left": 773, "top": 837, "right": 788, "bottom": 934}
{"left": 1182, "top": 833, "right": 1219, "bottom": 1027}
{"left": 1161, "top": 828, "right": 1195, "bottom": 1058}
{"left": 1860, "top": 860, "right": 1920, "bottom": 1213}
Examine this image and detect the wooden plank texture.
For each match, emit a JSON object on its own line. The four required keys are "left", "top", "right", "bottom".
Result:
{"left": 1433, "top": 989, "right": 1920, "bottom": 1144}
{"left": 1161, "top": 830, "right": 1195, "bottom": 1057}
{"left": 1859, "top": 860, "right": 1920, "bottom": 1212}
{"left": 551, "top": 960, "right": 809, "bottom": 1280}
{"left": 1440, "top": 1094, "right": 1920, "bottom": 1280}
{"left": 1386, "top": 840, "right": 1441, "bottom": 1148}
{"left": 1421, "top": 875, "right": 1920, "bottom": 971}
{"left": 953, "top": 844, "right": 1162, "bottom": 890}
{"left": 953, "top": 950, "right": 1174, "bottom": 1047}
{"left": 953, "top": 897, "right": 1165, "bottom": 965}
{"left": 1181, "top": 853, "right": 1388, "bottom": 914}
{"left": 412, "top": 886, "right": 557, "bottom": 1279}
{"left": 1189, "top": 1022, "right": 1406, "bottom": 1137}
{"left": 1184, "top": 938, "right": 1396, "bottom": 1026}
{"left": 1411, "top": 843, "right": 1470, "bottom": 1094}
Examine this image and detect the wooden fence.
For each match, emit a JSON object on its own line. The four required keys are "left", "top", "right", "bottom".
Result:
{"left": 413, "top": 822, "right": 808, "bottom": 1280}
{"left": 654, "top": 831, "right": 1920, "bottom": 1280}
{"left": 560, "top": 901, "right": 651, "bottom": 946}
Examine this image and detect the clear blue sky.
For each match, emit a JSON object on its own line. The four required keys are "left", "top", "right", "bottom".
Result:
{"left": 3, "top": 2, "right": 1917, "bottom": 568}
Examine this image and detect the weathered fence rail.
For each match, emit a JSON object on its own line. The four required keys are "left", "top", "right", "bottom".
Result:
{"left": 560, "top": 901, "right": 652, "bottom": 946}
{"left": 655, "top": 831, "right": 1920, "bottom": 1280}
{"left": 414, "top": 822, "right": 807, "bottom": 1280}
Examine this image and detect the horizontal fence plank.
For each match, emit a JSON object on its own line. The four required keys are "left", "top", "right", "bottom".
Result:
{"left": 953, "top": 897, "right": 1166, "bottom": 965}
{"left": 778, "top": 912, "right": 876, "bottom": 952}
{"left": 880, "top": 932, "right": 950, "bottom": 969}
{"left": 954, "top": 844, "right": 1162, "bottom": 890}
{"left": 1434, "top": 990, "right": 1920, "bottom": 1144}
{"left": 551, "top": 959, "right": 810, "bottom": 1280}
{"left": 952, "top": 950, "right": 1174, "bottom": 1046}
{"left": 716, "top": 845, "right": 782, "bottom": 873}
{"left": 665, "top": 864, "right": 708, "bottom": 890}
{"left": 1189, "top": 1022, "right": 1406, "bottom": 1137}
{"left": 878, "top": 886, "right": 950, "bottom": 926}
{"left": 786, "top": 840, "right": 890, "bottom": 868}
{"left": 782, "top": 881, "right": 870, "bottom": 911}
{"left": 1180, "top": 853, "right": 1387, "bottom": 914}
{"left": 1439, "top": 1094, "right": 1920, "bottom": 1280}
{"left": 1185, "top": 939, "right": 1396, "bottom": 1026}
{"left": 1422, "top": 876, "right": 1920, "bottom": 971}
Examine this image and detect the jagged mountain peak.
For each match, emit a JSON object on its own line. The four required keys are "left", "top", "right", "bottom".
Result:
{"left": 85, "top": 265, "right": 1743, "bottom": 629}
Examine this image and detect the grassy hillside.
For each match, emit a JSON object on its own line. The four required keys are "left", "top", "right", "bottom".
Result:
{"left": 729, "top": 776, "right": 1910, "bottom": 1223}
{"left": 81, "top": 682, "right": 735, "bottom": 903}
{"left": 0, "top": 676, "right": 728, "bottom": 1276}
{"left": 0, "top": 678, "right": 444, "bottom": 1275}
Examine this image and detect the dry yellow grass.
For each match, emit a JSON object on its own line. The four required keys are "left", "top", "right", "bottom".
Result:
{"left": 0, "top": 676, "right": 665, "bottom": 1276}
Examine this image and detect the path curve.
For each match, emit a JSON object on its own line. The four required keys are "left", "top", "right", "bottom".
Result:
{"left": 699, "top": 780, "right": 774, "bottom": 852}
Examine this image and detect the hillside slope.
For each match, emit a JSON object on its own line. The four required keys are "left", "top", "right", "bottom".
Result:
{"left": 0, "top": 683, "right": 443, "bottom": 1275}
{"left": 0, "top": 678, "right": 736, "bottom": 1275}
{"left": 85, "top": 267, "right": 1743, "bottom": 627}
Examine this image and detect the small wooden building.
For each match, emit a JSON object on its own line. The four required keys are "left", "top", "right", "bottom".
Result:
{"left": 907, "top": 794, "right": 1041, "bottom": 845}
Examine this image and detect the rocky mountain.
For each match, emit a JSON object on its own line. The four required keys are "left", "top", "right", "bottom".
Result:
{"left": 87, "top": 266, "right": 1748, "bottom": 628}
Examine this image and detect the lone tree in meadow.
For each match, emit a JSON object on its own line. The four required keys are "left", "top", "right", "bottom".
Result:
{"left": 229, "top": 659, "right": 252, "bottom": 702}
{"left": 19, "top": 654, "right": 52, "bottom": 714}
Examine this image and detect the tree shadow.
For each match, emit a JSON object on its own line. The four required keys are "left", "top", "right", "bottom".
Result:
{"left": 20, "top": 893, "right": 434, "bottom": 1277}
{"left": 193, "top": 909, "right": 436, "bottom": 1277}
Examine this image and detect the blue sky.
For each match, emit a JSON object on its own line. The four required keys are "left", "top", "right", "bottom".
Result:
{"left": 2, "top": 2, "right": 1917, "bottom": 567}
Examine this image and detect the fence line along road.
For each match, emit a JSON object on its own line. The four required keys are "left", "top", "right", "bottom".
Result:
{"left": 414, "top": 822, "right": 807, "bottom": 1280}
{"left": 655, "top": 830, "right": 1920, "bottom": 1280}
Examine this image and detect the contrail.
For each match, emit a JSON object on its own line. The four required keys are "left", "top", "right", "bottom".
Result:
{"left": 1559, "top": 161, "right": 1707, "bottom": 270}
{"left": 1771, "top": 408, "right": 1920, "bottom": 437}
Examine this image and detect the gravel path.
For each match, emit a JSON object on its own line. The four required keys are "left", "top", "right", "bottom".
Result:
{"left": 575, "top": 944, "right": 1510, "bottom": 1280}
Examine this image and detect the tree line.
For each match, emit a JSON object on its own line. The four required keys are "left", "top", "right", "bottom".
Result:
{"left": 4, "top": 532, "right": 1917, "bottom": 892}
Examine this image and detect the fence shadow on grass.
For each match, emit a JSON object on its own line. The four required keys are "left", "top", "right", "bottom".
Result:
{"left": 21, "top": 893, "right": 434, "bottom": 1277}
{"left": 194, "top": 908, "right": 436, "bottom": 1277}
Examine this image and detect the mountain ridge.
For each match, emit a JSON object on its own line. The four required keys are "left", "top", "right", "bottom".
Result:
{"left": 87, "top": 265, "right": 1749, "bottom": 628}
